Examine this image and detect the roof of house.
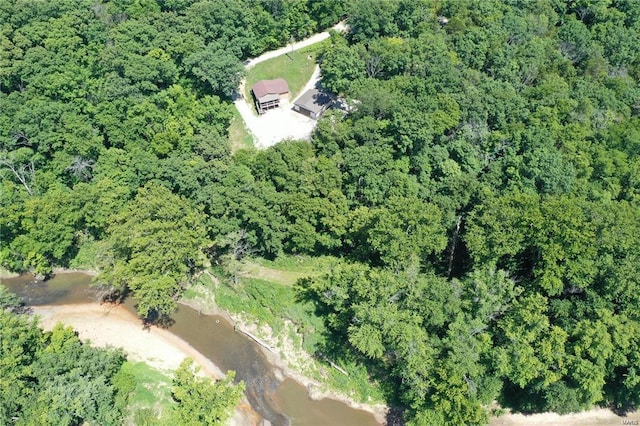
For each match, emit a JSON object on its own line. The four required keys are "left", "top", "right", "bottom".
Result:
{"left": 293, "top": 89, "right": 333, "bottom": 114}
{"left": 252, "top": 78, "right": 289, "bottom": 100}
{"left": 258, "top": 93, "right": 280, "bottom": 103}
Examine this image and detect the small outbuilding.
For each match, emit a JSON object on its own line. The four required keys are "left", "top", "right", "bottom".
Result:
{"left": 252, "top": 78, "right": 290, "bottom": 114}
{"left": 293, "top": 89, "right": 333, "bottom": 120}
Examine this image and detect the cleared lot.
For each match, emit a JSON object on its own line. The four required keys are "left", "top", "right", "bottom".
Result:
{"left": 234, "top": 65, "right": 322, "bottom": 149}
{"left": 233, "top": 21, "right": 346, "bottom": 149}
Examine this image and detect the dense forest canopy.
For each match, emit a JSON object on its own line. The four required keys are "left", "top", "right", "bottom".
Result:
{"left": 0, "top": 0, "right": 345, "bottom": 313}
{"left": 0, "top": 289, "right": 131, "bottom": 424}
{"left": 1, "top": 0, "right": 640, "bottom": 424}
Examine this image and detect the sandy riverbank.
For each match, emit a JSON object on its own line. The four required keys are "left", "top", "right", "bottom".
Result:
{"left": 53, "top": 267, "right": 99, "bottom": 276}
{"left": 0, "top": 268, "right": 98, "bottom": 280}
{"left": 33, "top": 303, "right": 223, "bottom": 375}
{"left": 491, "top": 407, "right": 639, "bottom": 425}
{"left": 32, "top": 303, "right": 259, "bottom": 426}
{"left": 0, "top": 268, "right": 20, "bottom": 279}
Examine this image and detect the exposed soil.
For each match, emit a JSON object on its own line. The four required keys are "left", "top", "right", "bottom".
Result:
{"left": 490, "top": 408, "right": 640, "bottom": 425}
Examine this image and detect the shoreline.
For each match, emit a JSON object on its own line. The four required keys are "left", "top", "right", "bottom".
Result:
{"left": 13, "top": 270, "right": 638, "bottom": 425}
{"left": 0, "top": 267, "right": 99, "bottom": 280}
{"left": 26, "top": 301, "right": 640, "bottom": 426}
{"left": 181, "top": 291, "right": 640, "bottom": 426}
{"left": 53, "top": 267, "right": 99, "bottom": 276}
{"left": 491, "top": 407, "right": 640, "bottom": 425}
{"left": 31, "top": 303, "right": 259, "bottom": 426}
{"left": 179, "top": 297, "right": 389, "bottom": 425}
{"left": 0, "top": 268, "right": 20, "bottom": 279}
{"left": 32, "top": 303, "right": 227, "bottom": 378}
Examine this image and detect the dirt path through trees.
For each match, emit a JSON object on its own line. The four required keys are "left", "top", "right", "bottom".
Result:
{"left": 244, "top": 21, "right": 347, "bottom": 70}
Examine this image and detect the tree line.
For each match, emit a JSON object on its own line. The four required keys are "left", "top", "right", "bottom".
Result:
{"left": 1, "top": 0, "right": 639, "bottom": 423}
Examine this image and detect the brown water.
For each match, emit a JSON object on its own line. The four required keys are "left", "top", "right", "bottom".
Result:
{"left": 2, "top": 272, "right": 100, "bottom": 305}
{"left": 2, "top": 273, "right": 381, "bottom": 426}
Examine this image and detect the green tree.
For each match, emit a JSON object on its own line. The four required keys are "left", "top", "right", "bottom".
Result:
{"left": 9, "top": 184, "right": 83, "bottom": 274}
{"left": 95, "top": 183, "right": 208, "bottom": 320}
{"left": 184, "top": 43, "right": 245, "bottom": 97}
{"left": 0, "top": 285, "right": 21, "bottom": 312}
{"left": 494, "top": 294, "right": 567, "bottom": 389}
{"left": 23, "top": 324, "right": 127, "bottom": 425}
{"left": 347, "top": 0, "right": 400, "bottom": 43}
{"left": 320, "top": 37, "right": 366, "bottom": 95}
{"left": 0, "top": 310, "right": 42, "bottom": 422}
{"left": 0, "top": 310, "right": 130, "bottom": 425}
{"left": 169, "top": 359, "right": 244, "bottom": 426}
{"left": 205, "top": 161, "right": 287, "bottom": 258}
{"left": 355, "top": 196, "right": 447, "bottom": 268}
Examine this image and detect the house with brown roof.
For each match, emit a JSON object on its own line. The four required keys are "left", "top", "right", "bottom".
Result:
{"left": 252, "top": 78, "right": 290, "bottom": 114}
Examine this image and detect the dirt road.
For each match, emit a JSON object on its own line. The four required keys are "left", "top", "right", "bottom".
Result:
{"left": 244, "top": 21, "right": 347, "bottom": 70}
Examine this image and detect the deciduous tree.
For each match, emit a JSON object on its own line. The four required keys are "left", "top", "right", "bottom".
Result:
{"left": 96, "top": 183, "right": 207, "bottom": 320}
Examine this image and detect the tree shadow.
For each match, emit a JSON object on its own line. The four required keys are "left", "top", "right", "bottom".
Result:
{"left": 497, "top": 381, "right": 546, "bottom": 415}
{"left": 91, "top": 279, "right": 130, "bottom": 305}
{"left": 385, "top": 406, "right": 406, "bottom": 426}
{"left": 612, "top": 402, "right": 637, "bottom": 417}
{"left": 141, "top": 309, "right": 176, "bottom": 329}
{"left": 12, "top": 303, "right": 33, "bottom": 316}
{"left": 318, "top": 337, "right": 401, "bottom": 393}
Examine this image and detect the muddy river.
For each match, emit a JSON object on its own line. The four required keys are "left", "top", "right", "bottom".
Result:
{"left": 3, "top": 273, "right": 380, "bottom": 426}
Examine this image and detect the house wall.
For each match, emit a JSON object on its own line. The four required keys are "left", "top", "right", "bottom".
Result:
{"left": 294, "top": 105, "right": 313, "bottom": 119}
{"left": 257, "top": 98, "right": 280, "bottom": 114}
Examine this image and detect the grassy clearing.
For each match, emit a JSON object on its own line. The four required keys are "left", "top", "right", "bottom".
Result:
{"left": 227, "top": 105, "right": 254, "bottom": 152}
{"left": 252, "top": 254, "right": 338, "bottom": 274}
{"left": 121, "top": 361, "right": 173, "bottom": 419}
{"left": 240, "top": 255, "right": 336, "bottom": 286}
{"left": 183, "top": 286, "right": 204, "bottom": 300}
{"left": 243, "top": 41, "right": 328, "bottom": 108}
{"left": 188, "top": 257, "right": 386, "bottom": 405}
{"left": 214, "top": 276, "right": 299, "bottom": 335}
